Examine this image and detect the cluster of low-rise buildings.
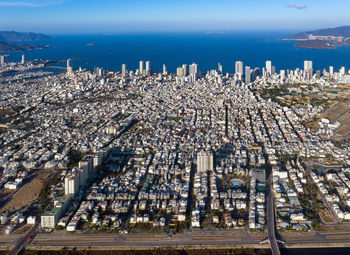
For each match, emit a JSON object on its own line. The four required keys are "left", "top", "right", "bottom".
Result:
{"left": 2, "top": 58, "right": 350, "bottom": 235}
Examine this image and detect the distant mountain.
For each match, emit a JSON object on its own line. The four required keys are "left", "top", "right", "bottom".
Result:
{"left": 0, "top": 42, "right": 49, "bottom": 52}
{"left": 290, "top": 26, "right": 350, "bottom": 39}
{"left": 0, "top": 31, "right": 50, "bottom": 42}
{"left": 286, "top": 26, "right": 350, "bottom": 49}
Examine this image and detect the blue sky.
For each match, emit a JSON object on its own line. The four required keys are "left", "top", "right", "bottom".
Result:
{"left": 0, "top": 0, "right": 348, "bottom": 34}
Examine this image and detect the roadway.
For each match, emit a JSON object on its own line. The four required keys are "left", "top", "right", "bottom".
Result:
{"left": 266, "top": 174, "right": 281, "bottom": 255}
{"left": 29, "top": 231, "right": 267, "bottom": 249}
{"left": 6, "top": 228, "right": 350, "bottom": 252}
{"left": 24, "top": 231, "right": 350, "bottom": 250}
{"left": 9, "top": 223, "right": 39, "bottom": 255}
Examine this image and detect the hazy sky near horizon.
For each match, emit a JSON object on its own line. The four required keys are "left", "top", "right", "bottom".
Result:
{"left": 0, "top": 0, "right": 348, "bottom": 33}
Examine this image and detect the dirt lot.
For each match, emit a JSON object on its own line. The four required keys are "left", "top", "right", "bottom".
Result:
{"left": 319, "top": 209, "right": 337, "bottom": 224}
{"left": 0, "top": 170, "right": 53, "bottom": 214}
{"left": 305, "top": 99, "right": 350, "bottom": 141}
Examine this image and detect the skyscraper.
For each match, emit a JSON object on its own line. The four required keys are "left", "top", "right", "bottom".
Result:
{"left": 252, "top": 67, "right": 260, "bottom": 81}
{"left": 304, "top": 60, "right": 313, "bottom": 78}
{"left": 197, "top": 151, "right": 214, "bottom": 172}
{"left": 340, "top": 67, "right": 346, "bottom": 75}
{"left": 272, "top": 66, "right": 276, "bottom": 75}
{"left": 266, "top": 61, "right": 272, "bottom": 76}
{"left": 329, "top": 66, "right": 334, "bottom": 75}
{"left": 139, "top": 61, "right": 144, "bottom": 75}
{"left": 163, "top": 64, "right": 168, "bottom": 75}
{"left": 316, "top": 70, "right": 321, "bottom": 79}
{"left": 189, "top": 63, "right": 198, "bottom": 82}
{"left": 182, "top": 64, "right": 187, "bottom": 76}
{"left": 280, "top": 70, "right": 286, "bottom": 80}
{"left": 189, "top": 63, "right": 197, "bottom": 74}
{"left": 67, "top": 59, "right": 73, "bottom": 75}
{"left": 177, "top": 67, "right": 185, "bottom": 77}
{"left": 145, "top": 61, "right": 151, "bottom": 76}
{"left": 122, "top": 64, "right": 127, "bottom": 77}
{"left": 218, "top": 62, "right": 223, "bottom": 73}
{"left": 0, "top": 55, "right": 10, "bottom": 66}
{"left": 235, "top": 61, "right": 243, "bottom": 76}
{"left": 245, "top": 66, "right": 251, "bottom": 83}
{"left": 21, "top": 54, "right": 25, "bottom": 64}
{"left": 97, "top": 67, "right": 104, "bottom": 77}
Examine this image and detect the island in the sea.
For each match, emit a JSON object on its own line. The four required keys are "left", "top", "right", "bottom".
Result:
{"left": 284, "top": 25, "right": 350, "bottom": 49}
{"left": 0, "top": 31, "right": 50, "bottom": 52}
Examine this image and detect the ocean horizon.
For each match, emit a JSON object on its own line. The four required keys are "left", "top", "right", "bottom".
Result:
{"left": 6, "top": 31, "right": 350, "bottom": 74}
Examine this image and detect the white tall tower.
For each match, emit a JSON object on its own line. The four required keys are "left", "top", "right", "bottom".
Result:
{"left": 304, "top": 60, "right": 313, "bottom": 78}
{"left": 122, "top": 64, "right": 127, "bottom": 77}
{"left": 266, "top": 60, "right": 272, "bottom": 76}
{"left": 235, "top": 61, "right": 243, "bottom": 79}
{"left": 245, "top": 66, "right": 251, "bottom": 83}
{"left": 139, "top": 60, "right": 144, "bottom": 75}
{"left": 329, "top": 66, "right": 334, "bottom": 76}
{"left": 189, "top": 63, "right": 198, "bottom": 81}
{"left": 218, "top": 62, "right": 222, "bottom": 73}
{"left": 197, "top": 151, "right": 214, "bottom": 172}
{"left": 21, "top": 54, "right": 25, "bottom": 64}
{"left": 0, "top": 55, "right": 10, "bottom": 66}
{"left": 67, "top": 59, "right": 73, "bottom": 75}
{"left": 163, "top": 64, "right": 168, "bottom": 75}
{"left": 182, "top": 64, "right": 187, "bottom": 76}
{"left": 145, "top": 60, "right": 151, "bottom": 76}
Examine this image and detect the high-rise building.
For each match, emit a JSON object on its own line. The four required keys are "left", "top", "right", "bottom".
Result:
{"left": 197, "top": 151, "right": 214, "bottom": 172}
{"left": 235, "top": 61, "right": 244, "bottom": 76}
{"left": 252, "top": 67, "right": 260, "bottom": 81}
{"left": 145, "top": 60, "right": 151, "bottom": 76}
{"left": 64, "top": 173, "right": 79, "bottom": 196}
{"left": 0, "top": 55, "right": 10, "bottom": 65}
{"left": 21, "top": 54, "right": 25, "bottom": 64}
{"left": 189, "top": 63, "right": 198, "bottom": 81}
{"left": 98, "top": 68, "right": 104, "bottom": 77}
{"left": 304, "top": 60, "right": 313, "bottom": 77}
{"left": 182, "top": 64, "right": 187, "bottom": 76}
{"left": 340, "top": 67, "right": 346, "bottom": 75}
{"left": 329, "top": 66, "right": 334, "bottom": 75}
{"left": 218, "top": 62, "right": 223, "bottom": 73}
{"left": 272, "top": 66, "right": 276, "bottom": 75}
{"left": 66, "top": 59, "right": 73, "bottom": 75}
{"left": 122, "top": 64, "right": 127, "bottom": 77}
{"left": 177, "top": 67, "right": 185, "bottom": 77}
{"left": 139, "top": 60, "right": 144, "bottom": 75}
{"left": 74, "top": 77, "right": 78, "bottom": 88}
{"left": 266, "top": 61, "right": 272, "bottom": 76}
{"left": 189, "top": 63, "right": 197, "bottom": 74}
{"left": 280, "top": 70, "right": 286, "bottom": 80}
{"left": 95, "top": 67, "right": 104, "bottom": 77}
{"left": 245, "top": 66, "right": 251, "bottom": 83}
{"left": 316, "top": 70, "right": 321, "bottom": 79}
{"left": 163, "top": 64, "right": 168, "bottom": 75}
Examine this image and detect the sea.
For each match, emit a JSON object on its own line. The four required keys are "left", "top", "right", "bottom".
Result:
{"left": 5, "top": 31, "right": 350, "bottom": 74}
